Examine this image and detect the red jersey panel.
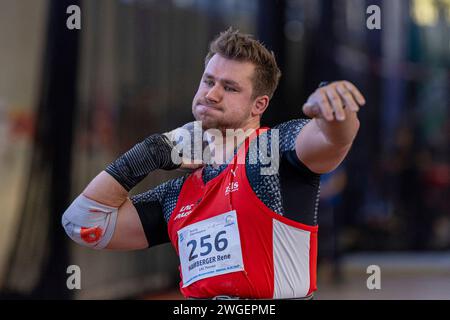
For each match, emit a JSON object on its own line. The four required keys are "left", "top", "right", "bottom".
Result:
{"left": 167, "top": 128, "right": 318, "bottom": 299}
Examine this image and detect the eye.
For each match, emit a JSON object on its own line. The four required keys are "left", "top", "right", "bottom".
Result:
{"left": 224, "top": 86, "right": 238, "bottom": 92}
{"left": 203, "top": 79, "right": 214, "bottom": 86}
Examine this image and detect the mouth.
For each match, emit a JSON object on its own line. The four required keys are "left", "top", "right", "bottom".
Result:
{"left": 195, "top": 103, "right": 221, "bottom": 112}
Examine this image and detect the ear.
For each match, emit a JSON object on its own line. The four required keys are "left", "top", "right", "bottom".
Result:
{"left": 252, "top": 95, "right": 270, "bottom": 117}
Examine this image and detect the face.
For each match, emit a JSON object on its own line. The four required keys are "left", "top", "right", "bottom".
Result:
{"left": 192, "top": 54, "right": 264, "bottom": 131}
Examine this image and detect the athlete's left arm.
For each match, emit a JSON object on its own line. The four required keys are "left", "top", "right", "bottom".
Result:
{"left": 295, "top": 81, "right": 366, "bottom": 174}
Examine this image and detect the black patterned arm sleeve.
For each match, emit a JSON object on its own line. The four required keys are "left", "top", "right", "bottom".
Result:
{"left": 274, "top": 119, "right": 317, "bottom": 174}
{"left": 105, "top": 134, "right": 180, "bottom": 191}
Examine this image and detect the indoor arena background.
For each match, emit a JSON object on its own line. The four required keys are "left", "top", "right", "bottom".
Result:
{"left": 0, "top": 0, "right": 448, "bottom": 299}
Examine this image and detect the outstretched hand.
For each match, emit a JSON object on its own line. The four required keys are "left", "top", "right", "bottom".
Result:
{"left": 302, "top": 81, "right": 366, "bottom": 122}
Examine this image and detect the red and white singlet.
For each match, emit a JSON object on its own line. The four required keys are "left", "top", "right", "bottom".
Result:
{"left": 168, "top": 128, "right": 318, "bottom": 299}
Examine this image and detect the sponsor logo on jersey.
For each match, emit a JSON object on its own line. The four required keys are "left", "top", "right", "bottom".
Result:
{"left": 174, "top": 203, "right": 195, "bottom": 220}
{"left": 225, "top": 182, "right": 239, "bottom": 195}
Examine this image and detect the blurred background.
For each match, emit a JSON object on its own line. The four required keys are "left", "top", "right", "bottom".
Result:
{"left": 0, "top": 0, "right": 448, "bottom": 299}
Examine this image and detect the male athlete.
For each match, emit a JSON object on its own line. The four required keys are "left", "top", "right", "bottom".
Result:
{"left": 62, "top": 28, "right": 365, "bottom": 299}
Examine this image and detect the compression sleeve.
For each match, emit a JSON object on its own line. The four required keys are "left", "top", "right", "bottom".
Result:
{"left": 105, "top": 134, "right": 180, "bottom": 191}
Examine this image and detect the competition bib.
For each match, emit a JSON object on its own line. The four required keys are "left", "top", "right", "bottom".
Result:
{"left": 177, "top": 210, "right": 245, "bottom": 287}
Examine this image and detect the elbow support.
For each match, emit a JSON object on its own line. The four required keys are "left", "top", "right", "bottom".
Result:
{"left": 62, "top": 195, "right": 118, "bottom": 249}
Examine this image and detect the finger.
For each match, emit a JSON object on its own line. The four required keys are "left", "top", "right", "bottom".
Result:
{"left": 336, "top": 84, "right": 360, "bottom": 112}
{"left": 181, "top": 163, "right": 204, "bottom": 169}
{"left": 177, "top": 163, "right": 204, "bottom": 173}
{"left": 303, "top": 95, "right": 334, "bottom": 121}
{"left": 343, "top": 81, "right": 366, "bottom": 106}
{"left": 316, "top": 90, "right": 335, "bottom": 121}
{"left": 325, "top": 86, "right": 346, "bottom": 121}
{"left": 302, "top": 102, "right": 321, "bottom": 119}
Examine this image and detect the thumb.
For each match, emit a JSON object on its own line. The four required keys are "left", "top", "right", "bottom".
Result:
{"left": 302, "top": 102, "right": 321, "bottom": 118}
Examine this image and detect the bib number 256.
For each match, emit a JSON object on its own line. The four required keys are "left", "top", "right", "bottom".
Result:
{"left": 187, "top": 230, "right": 228, "bottom": 261}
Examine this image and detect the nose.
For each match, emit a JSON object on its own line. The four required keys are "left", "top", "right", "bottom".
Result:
{"left": 205, "top": 84, "right": 222, "bottom": 103}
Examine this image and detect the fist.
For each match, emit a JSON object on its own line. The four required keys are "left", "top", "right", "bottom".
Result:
{"left": 302, "top": 81, "right": 366, "bottom": 122}
{"left": 163, "top": 121, "right": 205, "bottom": 171}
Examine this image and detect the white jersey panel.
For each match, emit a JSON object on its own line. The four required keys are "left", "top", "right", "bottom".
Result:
{"left": 272, "top": 219, "right": 311, "bottom": 299}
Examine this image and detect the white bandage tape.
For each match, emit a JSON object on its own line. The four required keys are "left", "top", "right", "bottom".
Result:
{"left": 62, "top": 194, "right": 118, "bottom": 249}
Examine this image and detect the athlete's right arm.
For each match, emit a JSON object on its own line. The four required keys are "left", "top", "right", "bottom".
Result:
{"left": 61, "top": 133, "right": 182, "bottom": 251}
